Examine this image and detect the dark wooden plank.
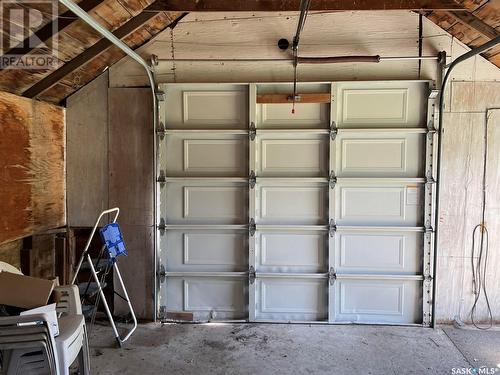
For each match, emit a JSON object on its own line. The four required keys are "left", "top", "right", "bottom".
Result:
{"left": 21, "top": 234, "right": 56, "bottom": 279}
{"left": 22, "top": 9, "right": 158, "bottom": 98}
{"left": 34, "top": 12, "right": 184, "bottom": 103}
{"left": 148, "top": 0, "right": 465, "bottom": 11}
{"left": 447, "top": 10, "right": 500, "bottom": 40}
{"left": 257, "top": 93, "right": 331, "bottom": 104}
{"left": 0, "top": 0, "right": 104, "bottom": 67}
{"left": 0, "top": 239, "right": 22, "bottom": 269}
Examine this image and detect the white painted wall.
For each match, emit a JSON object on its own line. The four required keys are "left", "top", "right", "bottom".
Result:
{"left": 70, "top": 10, "right": 500, "bottom": 323}
{"left": 109, "top": 11, "right": 500, "bottom": 85}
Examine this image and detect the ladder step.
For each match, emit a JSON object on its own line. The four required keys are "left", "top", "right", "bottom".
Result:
{"left": 78, "top": 281, "right": 107, "bottom": 298}
{"left": 82, "top": 304, "right": 96, "bottom": 319}
{"left": 81, "top": 258, "right": 108, "bottom": 271}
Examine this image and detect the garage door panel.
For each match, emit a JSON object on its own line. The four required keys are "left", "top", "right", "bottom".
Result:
{"left": 334, "top": 230, "right": 422, "bottom": 274}
{"left": 163, "top": 183, "right": 248, "bottom": 224}
{"left": 165, "top": 277, "right": 248, "bottom": 320}
{"left": 255, "top": 278, "right": 328, "bottom": 321}
{"left": 256, "top": 184, "right": 328, "bottom": 225}
{"left": 256, "top": 231, "right": 328, "bottom": 273}
{"left": 335, "top": 82, "right": 427, "bottom": 128}
{"left": 335, "top": 132, "right": 424, "bottom": 177}
{"left": 335, "top": 182, "right": 423, "bottom": 226}
{"left": 165, "top": 135, "right": 248, "bottom": 177}
{"left": 257, "top": 103, "right": 329, "bottom": 128}
{"left": 161, "top": 230, "right": 248, "bottom": 272}
{"left": 333, "top": 279, "right": 422, "bottom": 324}
{"left": 165, "top": 84, "right": 248, "bottom": 129}
{"left": 257, "top": 136, "right": 328, "bottom": 177}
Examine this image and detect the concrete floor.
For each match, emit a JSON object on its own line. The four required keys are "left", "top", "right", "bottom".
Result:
{"left": 88, "top": 323, "right": 500, "bottom": 375}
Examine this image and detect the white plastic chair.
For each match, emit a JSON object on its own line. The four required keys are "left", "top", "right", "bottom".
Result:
{"left": 0, "top": 285, "right": 90, "bottom": 375}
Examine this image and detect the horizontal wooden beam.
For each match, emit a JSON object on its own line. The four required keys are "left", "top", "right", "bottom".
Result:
{"left": 148, "top": 0, "right": 464, "bottom": 11}
{"left": 257, "top": 93, "right": 331, "bottom": 104}
{"left": 0, "top": 0, "right": 104, "bottom": 69}
{"left": 446, "top": 11, "right": 500, "bottom": 41}
{"left": 22, "top": 8, "right": 160, "bottom": 99}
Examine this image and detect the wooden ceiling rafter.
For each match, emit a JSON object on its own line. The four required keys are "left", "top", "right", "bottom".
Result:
{"left": 425, "top": 0, "right": 500, "bottom": 68}
{"left": 147, "top": 0, "right": 465, "bottom": 11}
{"left": 0, "top": 0, "right": 105, "bottom": 68}
{"left": 24, "top": 10, "right": 185, "bottom": 100}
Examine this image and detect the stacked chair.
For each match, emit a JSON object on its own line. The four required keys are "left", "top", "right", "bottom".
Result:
{"left": 0, "top": 285, "right": 90, "bottom": 375}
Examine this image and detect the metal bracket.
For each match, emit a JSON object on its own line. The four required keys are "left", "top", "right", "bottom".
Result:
{"left": 157, "top": 264, "right": 166, "bottom": 284}
{"left": 249, "top": 122, "right": 256, "bottom": 141}
{"left": 426, "top": 176, "right": 436, "bottom": 185}
{"left": 427, "top": 120, "right": 436, "bottom": 133}
{"left": 158, "top": 305, "right": 167, "bottom": 321}
{"left": 249, "top": 170, "right": 256, "bottom": 189}
{"left": 425, "top": 225, "right": 434, "bottom": 234}
{"left": 249, "top": 266, "right": 256, "bottom": 285}
{"left": 428, "top": 89, "right": 439, "bottom": 100}
{"left": 157, "top": 170, "right": 166, "bottom": 185}
{"left": 156, "top": 121, "right": 166, "bottom": 140}
{"left": 150, "top": 54, "right": 159, "bottom": 66}
{"left": 249, "top": 218, "right": 256, "bottom": 237}
{"left": 155, "top": 90, "right": 166, "bottom": 102}
{"left": 328, "top": 267, "right": 337, "bottom": 286}
{"left": 329, "top": 171, "right": 337, "bottom": 189}
{"left": 330, "top": 121, "right": 338, "bottom": 141}
{"left": 329, "top": 219, "right": 337, "bottom": 238}
{"left": 158, "top": 218, "right": 166, "bottom": 235}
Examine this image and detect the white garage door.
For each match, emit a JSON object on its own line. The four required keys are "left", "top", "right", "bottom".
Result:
{"left": 157, "top": 81, "right": 437, "bottom": 325}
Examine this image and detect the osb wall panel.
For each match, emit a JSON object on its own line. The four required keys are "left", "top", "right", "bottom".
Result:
{"left": 436, "top": 84, "right": 500, "bottom": 324}
{"left": 0, "top": 91, "right": 65, "bottom": 244}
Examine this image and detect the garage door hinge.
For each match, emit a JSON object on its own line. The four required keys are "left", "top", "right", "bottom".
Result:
{"left": 249, "top": 170, "right": 256, "bottom": 189}
{"left": 428, "top": 89, "right": 439, "bottom": 100}
{"left": 329, "top": 171, "right": 337, "bottom": 189}
{"left": 328, "top": 267, "right": 337, "bottom": 285}
{"left": 158, "top": 305, "right": 167, "bottom": 320}
{"left": 157, "top": 264, "right": 166, "bottom": 284}
{"left": 330, "top": 122, "right": 338, "bottom": 140}
{"left": 329, "top": 219, "right": 337, "bottom": 237}
{"left": 249, "top": 266, "right": 256, "bottom": 284}
{"left": 156, "top": 121, "right": 166, "bottom": 140}
{"left": 425, "top": 175, "right": 435, "bottom": 185}
{"left": 157, "top": 170, "right": 166, "bottom": 185}
{"left": 427, "top": 120, "right": 436, "bottom": 133}
{"left": 424, "top": 225, "right": 434, "bottom": 234}
{"left": 249, "top": 218, "right": 256, "bottom": 236}
{"left": 249, "top": 122, "right": 256, "bottom": 141}
{"left": 155, "top": 90, "right": 166, "bottom": 102}
{"left": 158, "top": 218, "right": 166, "bottom": 235}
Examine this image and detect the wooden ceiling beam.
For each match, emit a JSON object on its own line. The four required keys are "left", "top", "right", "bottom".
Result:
{"left": 446, "top": 11, "right": 500, "bottom": 40}
{"left": 147, "top": 0, "right": 465, "bottom": 12}
{"left": 0, "top": 0, "right": 104, "bottom": 65}
{"left": 21, "top": 6, "right": 171, "bottom": 99}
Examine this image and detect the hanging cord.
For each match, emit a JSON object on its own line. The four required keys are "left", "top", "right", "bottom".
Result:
{"left": 470, "top": 111, "right": 493, "bottom": 330}
{"left": 291, "top": 0, "right": 311, "bottom": 114}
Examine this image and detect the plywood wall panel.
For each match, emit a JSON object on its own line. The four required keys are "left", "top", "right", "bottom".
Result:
{"left": 0, "top": 91, "right": 65, "bottom": 245}
{"left": 108, "top": 87, "right": 153, "bottom": 319}
{"left": 66, "top": 71, "right": 109, "bottom": 227}
{"left": 437, "top": 105, "right": 500, "bottom": 324}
